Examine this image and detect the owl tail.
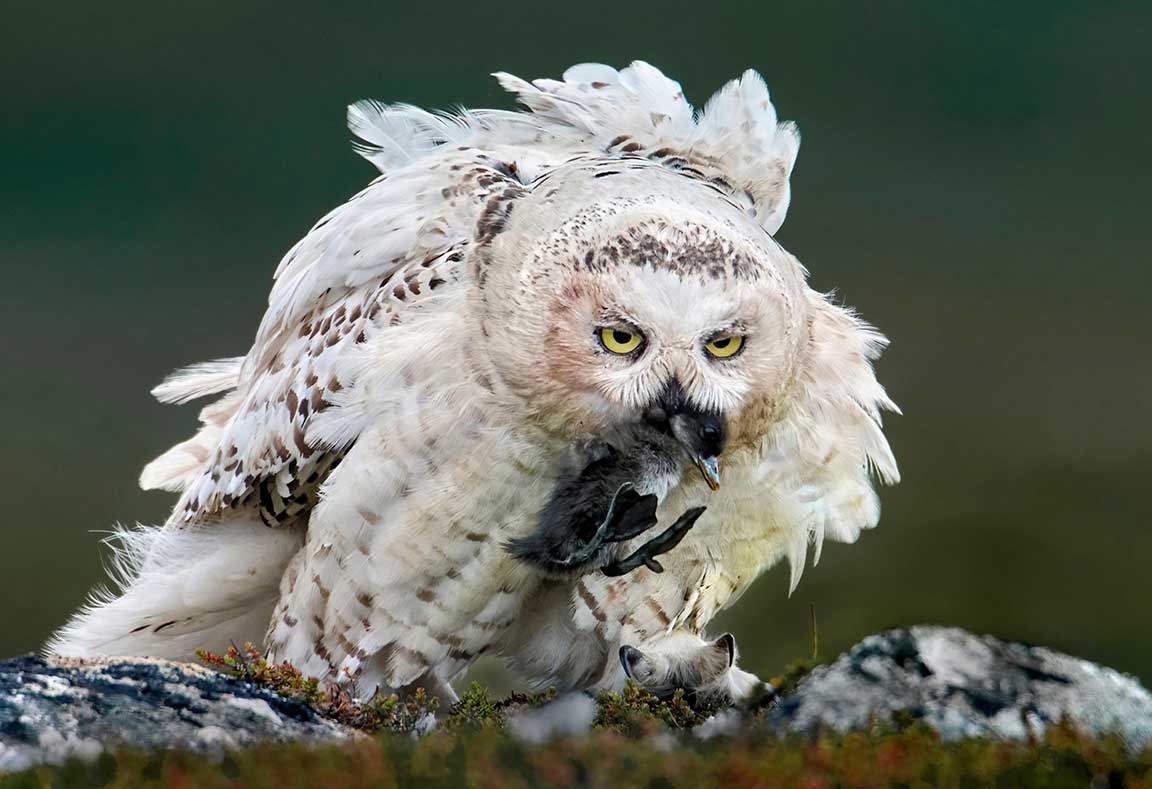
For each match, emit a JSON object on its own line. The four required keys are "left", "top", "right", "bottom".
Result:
{"left": 45, "top": 517, "right": 303, "bottom": 661}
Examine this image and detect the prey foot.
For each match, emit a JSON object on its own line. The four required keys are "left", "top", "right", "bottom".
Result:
{"left": 506, "top": 425, "right": 707, "bottom": 578}
{"left": 505, "top": 473, "right": 661, "bottom": 576}
{"left": 602, "top": 505, "right": 706, "bottom": 577}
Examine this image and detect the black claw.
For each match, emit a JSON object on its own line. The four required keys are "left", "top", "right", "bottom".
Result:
{"left": 602, "top": 506, "right": 707, "bottom": 577}
{"left": 619, "top": 645, "right": 643, "bottom": 678}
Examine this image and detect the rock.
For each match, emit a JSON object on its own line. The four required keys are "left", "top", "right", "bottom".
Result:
{"left": 0, "top": 654, "right": 356, "bottom": 773}
{"left": 767, "top": 626, "right": 1152, "bottom": 750}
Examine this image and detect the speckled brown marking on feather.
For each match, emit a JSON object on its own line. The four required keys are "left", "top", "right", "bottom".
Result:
{"left": 475, "top": 177, "right": 527, "bottom": 248}
{"left": 576, "top": 580, "right": 606, "bottom": 623}
{"left": 313, "top": 638, "right": 332, "bottom": 666}
{"left": 432, "top": 631, "right": 465, "bottom": 648}
{"left": 646, "top": 597, "right": 672, "bottom": 628}
{"left": 470, "top": 615, "right": 517, "bottom": 632}
{"left": 312, "top": 574, "right": 331, "bottom": 601}
{"left": 172, "top": 236, "right": 460, "bottom": 528}
{"left": 393, "top": 643, "right": 430, "bottom": 669}
{"left": 335, "top": 630, "right": 359, "bottom": 659}
{"left": 580, "top": 219, "right": 762, "bottom": 281}
{"left": 348, "top": 590, "right": 372, "bottom": 609}
{"left": 356, "top": 506, "right": 381, "bottom": 526}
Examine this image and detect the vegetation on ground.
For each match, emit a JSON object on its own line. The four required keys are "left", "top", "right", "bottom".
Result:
{"left": 6, "top": 717, "right": 1150, "bottom": 788}
{"left": 4, "top": 646, "right": 1150, "bottom": 787}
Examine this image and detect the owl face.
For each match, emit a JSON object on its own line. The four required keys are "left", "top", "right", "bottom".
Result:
{"left": 476, "top": 172, "right": 812, "bottom": 479}
{"left": 541, "top": 253, "right": 798, "bottom": 423}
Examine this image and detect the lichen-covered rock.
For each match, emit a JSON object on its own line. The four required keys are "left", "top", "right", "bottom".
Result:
{"left": 766, "top": 626, "right": 1152, "bottom": 750}
{"left": 0, "top": 654, "right": 355, "bottom": 773}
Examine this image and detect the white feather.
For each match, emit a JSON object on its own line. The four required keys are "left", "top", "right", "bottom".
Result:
{"left": 151, "top": 357, "right": 243, "bottom": 405}
{"left": 48, "top": 518, "right": 303, "bottom": 660}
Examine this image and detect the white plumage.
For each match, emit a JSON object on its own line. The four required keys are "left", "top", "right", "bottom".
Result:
{"left": 49, "top": 62, "right": 897, "bottom": 703}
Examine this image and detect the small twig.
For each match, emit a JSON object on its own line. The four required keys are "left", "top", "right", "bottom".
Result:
{"left": 809, "top": 602, "right": 819, "bottom": 659}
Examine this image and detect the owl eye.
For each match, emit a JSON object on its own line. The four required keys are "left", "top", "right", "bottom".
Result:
{"left": 598, "top": 327, "right": 645, "bottom": 355}
{"left": 704, "top": 335, "right": 745, "bottom": 359}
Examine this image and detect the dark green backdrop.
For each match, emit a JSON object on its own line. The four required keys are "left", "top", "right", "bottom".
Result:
{"left": 3, "top": 0, "right": 1149, "bottom": 684}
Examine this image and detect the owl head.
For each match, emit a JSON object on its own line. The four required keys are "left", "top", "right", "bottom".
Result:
{"left": 471, "top": 161, "right": 829, "bottom": 488}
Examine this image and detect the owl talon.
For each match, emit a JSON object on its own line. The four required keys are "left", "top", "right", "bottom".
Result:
{"left": 602, "top": 506, "right": 706, "bottom": 577}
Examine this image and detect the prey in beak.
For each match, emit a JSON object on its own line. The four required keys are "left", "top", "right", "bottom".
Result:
{"left": 645, "top": 380, "right": 726, "bottom": 491}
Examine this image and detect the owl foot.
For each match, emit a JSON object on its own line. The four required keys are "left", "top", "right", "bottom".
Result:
{"left": 618, "top": 632, "right": 768, "bottom": 705}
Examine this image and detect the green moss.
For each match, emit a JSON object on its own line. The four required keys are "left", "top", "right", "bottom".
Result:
{"left": 766, "top": 655, "right": 825, "bottom": 697}
{"left": 594, "top": 682, "right": 721, "bottom": 734}
{"left": 196, "top": 643, "right": 324, "bottom": 707}
{"left": 197, "top": 644, "right": 438, "bottom": 733}
{"left": 441, "top": 682, "right": 504, "bottom": 730}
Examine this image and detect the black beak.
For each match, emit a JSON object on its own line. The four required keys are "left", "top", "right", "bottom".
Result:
{"left": 645, "top": 379, "right": 726, "bottom": 491}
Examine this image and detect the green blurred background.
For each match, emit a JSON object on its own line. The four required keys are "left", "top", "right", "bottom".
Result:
{"left": 2, "top": 1, "right": 1149, "bottom": 685}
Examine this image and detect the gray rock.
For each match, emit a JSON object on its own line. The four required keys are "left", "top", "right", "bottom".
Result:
{"left": 767, "top": 626, "right": 1152, "bottom": 750}
{"left": 0, "top": 654, "right": 356, "bottom": 773}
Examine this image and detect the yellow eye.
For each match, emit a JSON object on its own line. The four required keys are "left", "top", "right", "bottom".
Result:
{"left": 704, "top": 335, "right": 744, "bottom": 359}
{"left": 599, "top": 327, "right": 644, "bottom": 355}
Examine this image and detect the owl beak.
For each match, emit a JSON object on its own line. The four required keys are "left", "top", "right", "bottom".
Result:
{"left": 646, "top": 379, "right": 726, "bottom": 491}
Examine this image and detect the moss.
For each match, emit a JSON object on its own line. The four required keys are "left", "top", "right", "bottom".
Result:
{"left": 194, "top": 645, "right": 829, "bottom": 738}
{"left": 593, "top": 681, "right": 721, "bottom": 734}
{"left": 6, "top": 718, "right": 1151, "bottom": 788}
{"left": 20, "top": 648, "right": 1112, "bottom": 787}
{"left": 197, "top": 644, "right": 438, "bottom": 733}
{"left": 766, "top": 655, "right": 824, "bottom": 698}
{"left": 441, "top": 682, "right": 504, "bottom": 730}
{"left": 196, "top": 644, "right": 324, "bottom": 707}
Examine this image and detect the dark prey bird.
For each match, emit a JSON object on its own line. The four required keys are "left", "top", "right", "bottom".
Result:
{"left": 506, "top": 413, "right": 722, "bottom": 578}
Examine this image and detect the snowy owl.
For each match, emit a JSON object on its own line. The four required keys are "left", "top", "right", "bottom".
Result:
{"left": 49, "top": 61, "right": 899, "bottom": 704}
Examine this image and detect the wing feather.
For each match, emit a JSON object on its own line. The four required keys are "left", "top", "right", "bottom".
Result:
{"left": 144, "top": 143, "right": 522, "bottom": 527}
{"left": 760, "top": 294, "right": 900, "bottom": 591}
